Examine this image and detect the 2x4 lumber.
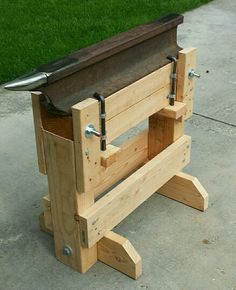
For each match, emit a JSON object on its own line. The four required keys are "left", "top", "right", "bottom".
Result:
{"left": 148, "top": 114, "right": 184, "bottom": 159}
{"left": 158, "top": 172, "right": 208, "bottom": 211}
{"left": 79, "top": 135, "right": 191, "bottom": 248}
{"left": 43, "top": 130, "right": 97, "bottom": 273}
{"left": 39, "top": 212, "right": 53, "bottom": 235}
{"left": 31, "top": 93, "right": 47, "bottom": 174}
{"left": 106, "top": 85, "right": 170, "bottom": 143}
{"left": 158, "top": 101, "right": 187, "bottom": 119}
{"left": 94, "top": 130, "right": 148, "bottom": 198}
{"left": 98, "top": 231, "right": 142, "bottom": 279}
{"left": 105, "top": 63, "right": 171, "bottom": 120}
{"left": 42, "top": 195, "right": 53, "bottom": 232}
{"left": 177, "top": 47, "right": 197, "bottom": 119}
{"left": 101, "top": 144, "right": 121, "bottom": 167}
{"left": 72, "top": 98, "right": 101, "bottom": 193}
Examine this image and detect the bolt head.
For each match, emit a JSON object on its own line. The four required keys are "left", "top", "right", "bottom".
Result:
{"left": 63, "top": 245, "right": 73, "bottom": 256}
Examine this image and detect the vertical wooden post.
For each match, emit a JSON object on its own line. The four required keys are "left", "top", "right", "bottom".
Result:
{"left": 176, "top": 47, "right": 197, "bottom": 119}
{"left": 148, "top": 114, "right": 184, "bottom": 159}
{"left": 44, "top": 131, "right": 97, "bottom": 273}
{"left": 72, "top": 98, "right": 101, "bottom": 195}
{"left": 31, "top": 92, "right": 47, "bottom": 174}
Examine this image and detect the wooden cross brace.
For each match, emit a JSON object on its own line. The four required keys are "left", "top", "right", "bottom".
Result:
{"left": 32, "top": 47, "right": 208, "bottom": 279}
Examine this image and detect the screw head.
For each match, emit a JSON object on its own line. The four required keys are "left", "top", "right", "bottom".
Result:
{"left": 63, "top": 245, "right": 73, "bottom": 256}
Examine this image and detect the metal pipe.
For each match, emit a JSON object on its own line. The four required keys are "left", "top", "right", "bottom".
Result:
{"left": 93, "top": 92, "right": 106, "bottom": 151}
{"left": 167, "top": 55, "right": 177, "bottom": 106}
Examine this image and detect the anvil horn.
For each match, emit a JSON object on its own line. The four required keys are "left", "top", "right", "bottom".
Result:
{"left": 4, "top": 72, "right": 48, "bottom": 91}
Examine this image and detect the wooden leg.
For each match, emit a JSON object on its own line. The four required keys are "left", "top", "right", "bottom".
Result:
{"left": 39, "top": 212, "right": 53, "bottom": 235}
{"left": 158, "top": 172, "right": 208, "bottom": 211}
{"left": 43, "top": 131, "right": 97, "bottom": 273}
{"left": 98, "top": 231, "right": 142, "bottom": 279}
{"left": 39, "top": 209, "right": 142, "bottom": 279}
{"left": 148, "top": 114, "right": 184, "bottom": 159}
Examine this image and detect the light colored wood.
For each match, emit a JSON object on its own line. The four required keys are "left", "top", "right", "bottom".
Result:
{"left": 98, "top": 231, "right": 142, "bottom": 279}
{"left": 43, "top": 130, "right": 97, "bottom": 273}
{"left": 39, "top": 206, "right": 142, "bottom": 279}
{"left": 106, "top": 85, "right": 170, "bottom": 143}
{"left": 177, "top": 47, "right": 197, "bottom": 119}
{"left": 148, "top": 114, "right": 184, "bottom": 159}
{"left": 158, "top": 101, "right": 187, "bottom": 119}
{"left": 39, "top": 212, "right": 53, "bottom": 235}
{"left": 95, "top": 130, "right": 148, "bottom": 198}
{"left": 106, "top": 63, "right": 171, "bottom": 120}
{"left": 158, "top": 172, "right": 208, "bottom": 211}
{"left": 31, "top": 93, "right": 47, "bottom": 174}
{"left": 42, "top": 195, "right": 53, "bottom": 232}
{"left": 72, "top": 98, "right": 101, "bottom": 193}
{"left": 101, "top": 144, "right": 121, "bottom": 167}
{"left": 79, "top": 135, "right": 191, "bottom": 248}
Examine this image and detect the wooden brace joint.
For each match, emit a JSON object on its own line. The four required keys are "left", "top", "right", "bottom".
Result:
{"left": 101, "top": 144, "right": 121, "bottom": 167}
{"left": 158, "top": 101, "right": 187, "bottom": 119}
{"left": 158, "top": 171, "right": 208, "bottom": 211}
{"left": 39, "top": 208, "right": 141, "bottom": 279}
{"left": 79, "top": 135, "right": 191, "bottom": 248}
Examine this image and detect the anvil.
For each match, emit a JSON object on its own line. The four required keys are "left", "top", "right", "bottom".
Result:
{"left": 5, "top": 14, "right": 183, "bottom": 115}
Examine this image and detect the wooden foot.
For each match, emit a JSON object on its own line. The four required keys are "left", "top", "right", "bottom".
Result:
{"left": 158, "top": 172, "right": 208, "bottom": 211}
{"left": 98, "top": 231, "right": 142, "bottom": 279}
{"left": 39, "top": 212, "right": 141, "bottom": 279}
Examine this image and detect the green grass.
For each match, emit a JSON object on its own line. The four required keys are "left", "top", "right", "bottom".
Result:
{"left": 0, "top": 0, "right": 211, "bottom": 84}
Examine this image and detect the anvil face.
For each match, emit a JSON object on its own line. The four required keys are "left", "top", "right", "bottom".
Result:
{"left": 5, "top": 14, "right": 183, "bottom": 115}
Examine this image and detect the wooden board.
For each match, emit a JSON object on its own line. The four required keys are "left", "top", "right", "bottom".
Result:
{"left": 106, "top": 85, "right": 170, "bottom": 143}
{"left": 79, "top": 135, "right": 191, "bottom": 248}
{"left": 42, "top": 195, "right": 53, "bottom": 232}
{"left": 39, "top": 206, "right": 142, "bottom": 279}
{"left": 158, "top": 172, "right": 208, "bottom": 211}
{"left": 158, "top": 101, "right": 187, "bottom": 119}
{"left": 177, "top": 47, "right": 197, "bottom": 119}
{"left": 95, "top": 130, "right": 148, "bottom": 198}
{"left": 148, "top": 114, "right": 184, "bottom": 159}
{"left": 72, "top": 98, "right": 101, "bottom": 193}
{"left": 31, "top": 93, "right": 47, "bottom": 174}
{"left": 98, "top": 231, "right": 142, "bottom": 279}
{"left": 43, "top": 130, "right": 97, "bottom": 272}
{"left": 101, "top": 144, "right": 121, "bottom": 167}
{"left": 105, "top": 63, "right": 171, "bottom": 120}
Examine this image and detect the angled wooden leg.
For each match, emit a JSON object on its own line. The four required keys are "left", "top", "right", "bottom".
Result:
{"left": 158, "top": 172, "right": 208, "bottom": 211}
{"left": 98, "top": 231, "right": 142, "bottom": 279}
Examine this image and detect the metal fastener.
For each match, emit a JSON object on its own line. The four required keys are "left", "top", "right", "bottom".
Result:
{"left": 189, "top": 69, "right": 200, "bottom": 79}
{"left": 63, "top": 245, "right": 73, "bottom": 256}
{"left": 85, "top": 124, "right": 101, "bottom": 138}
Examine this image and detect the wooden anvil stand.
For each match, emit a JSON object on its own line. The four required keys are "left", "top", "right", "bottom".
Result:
{"left": 33, "top": 47, "right": 208, "bottom": 279}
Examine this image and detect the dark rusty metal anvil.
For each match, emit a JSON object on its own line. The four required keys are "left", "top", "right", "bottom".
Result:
{"left": 5, "top": 14, "right": 183, "bottom": 115}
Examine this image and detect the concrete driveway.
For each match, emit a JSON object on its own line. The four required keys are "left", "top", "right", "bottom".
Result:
{"left": 0, "top": 0, "right": 236, "bottom": 289}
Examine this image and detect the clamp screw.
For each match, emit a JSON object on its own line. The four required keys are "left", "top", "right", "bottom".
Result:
{"left": 85, "top": 124, "right": 101, "bottom": 138}
{"left": 189, "top": 69, "right": 200, "bottom": 79}
{"left": 63, "top": 245, "right": 73, "bottom": 256}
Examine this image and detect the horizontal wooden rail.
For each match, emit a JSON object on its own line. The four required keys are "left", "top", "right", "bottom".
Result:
{"left": 105, "top": 63, "right": 171, "bottom": 120}
{"left": 95, "top": 130, "right": 148, "bottom": 198}
{"left": 79, "top": 135, "right": 191, "bottom": 248}
{"left": 106, "top": 85, "right": 170, "bottom": 143}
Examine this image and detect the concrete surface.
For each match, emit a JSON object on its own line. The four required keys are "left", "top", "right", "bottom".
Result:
{"left": 0, "top": 0, "right": 236, "bottom": 289}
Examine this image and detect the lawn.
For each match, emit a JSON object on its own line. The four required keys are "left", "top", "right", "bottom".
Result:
{"left": 0, "top": 0, "right": 212, "bottom": 85}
